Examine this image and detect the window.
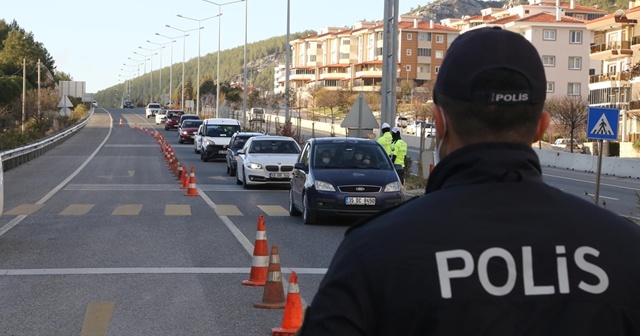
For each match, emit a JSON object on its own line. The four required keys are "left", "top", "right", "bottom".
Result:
{"left": 575, "top": 14, "right": 585, "bottom": 20}
{"left": 309, "top": 55, "right": 316, "bottom": 62}
{"left": 542, "top": 55, "right": 555, "bottom": 67}
{"left": 341, "top": 38, "right": 350, "bottom": 45}
{"left": 436, "top": 35, "right": 444, "bottom": 43}
{"left": 406, "top": 49, "right": 412, "bottom": 56}
{"left": 547, "top": 82, "right": 555, "bottom": 93}
{"left": 567, "top": 83, "right": 581, "bottom": 96}
{"left": 340, "top": 52, "right": 350, "bottom": 59}
{"left": 435, "top": 50, "right": 444, "bottom": 59}
{"left": 543, "top": 29, "right": 557, "bottom": 41}
{"left": 418, "top": 48, "right": 431, "bottom": 57}
{"left": 418, "top": 32, "right": 429, "bottom": 41}
{"left": 435, "top": 66, "right": 440, "bottom": 74}
{"left": 568, "top": 57, "right": 582, "bottom": 70}
{"left": 407, "top": 33, "right": 413, "bottom": 40}
{"left": 405, "top": 65, "right": 411, "bottom": 72}
{"left": 569, "top": 30, "right": 582, "bottom": 44}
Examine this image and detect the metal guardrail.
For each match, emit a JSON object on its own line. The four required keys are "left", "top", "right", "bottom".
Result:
{"left": 0, "top": 109, "right": 94, "bottom": 172}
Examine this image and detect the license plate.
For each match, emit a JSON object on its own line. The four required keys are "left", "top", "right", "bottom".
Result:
{"left": 345, "top": 197, "right": 376, "bottom": 205}
{"left": 218, "top": 150, "right": 226, "bottom": 154}
{"left": 270, "top": 173, "right": 288, "bottom": 178}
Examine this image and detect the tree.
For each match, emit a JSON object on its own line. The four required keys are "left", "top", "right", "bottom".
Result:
{"left": 316, "top": 89, "right": 348, "bottom": 132}
{"left": 545, "top": 95, "right": 589, "bottom": 153}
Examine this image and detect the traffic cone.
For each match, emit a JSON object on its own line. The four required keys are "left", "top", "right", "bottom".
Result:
{"left": 242, "top": 215, "right": 269, "bottom": 286}
{"left": 119, "top": 118, "right": 123, "bottom": 127}
{"left": 177, "top": 165, "right": 184, "bottom": 182}
{"left": 185, "top": 167, "right": 199, "bottom": 197}
{"left": 180, "top": 167, "right": 189, "bottom": 189}
{"left": 271, "top": 271, "right": 304, "bottom": 336}
{"left": 254, "top": 244, "right": 286, "bottom": 309}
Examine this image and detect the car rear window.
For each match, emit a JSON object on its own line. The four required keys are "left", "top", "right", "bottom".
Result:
{"left": 148, "top": 104, "right": 161, "bottom": 108}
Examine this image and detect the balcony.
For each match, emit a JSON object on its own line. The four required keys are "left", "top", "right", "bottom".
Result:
{"left": 589, "top": 72, "right": 631, "bottom": 84}
{"left": 590, "top": 40, "right": 632, "bottom": 60}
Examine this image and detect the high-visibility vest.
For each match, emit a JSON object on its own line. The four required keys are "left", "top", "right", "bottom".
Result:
{"left": 391, "top": 139, "right": 408, "bottom": 167}
{"left": 377, "top": 132, "right": 393, "bottom": 156}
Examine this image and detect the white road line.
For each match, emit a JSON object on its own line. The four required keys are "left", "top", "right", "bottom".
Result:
{"left": 544, "top": 173, "right": 640, "bottom": 191}
{"left": 0, "top": 267, "right": 328, "bottom": 276}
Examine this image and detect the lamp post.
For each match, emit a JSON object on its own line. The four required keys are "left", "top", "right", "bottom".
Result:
{"left": 123, "top": 61, "right": 143, "bottom": 103}
{"left": 135, "top": 50, "right": 159, "bottom": 103}
{"left": 177, "top": 13, "right": 220, "bottom": 117}
{"left": 128, "top": 56, "right": 149, "bottom": 103}
{"left": 165, "top": 25, "right": 203, "bottom": 110}
{"left": 155, "top": 33, "right": 180, "bottom": 107}
{"left": 202, "top": 0, "right": 245, "bottom": 118}
{"left": 147, "top": 40, "right": 173, "bottom": 105}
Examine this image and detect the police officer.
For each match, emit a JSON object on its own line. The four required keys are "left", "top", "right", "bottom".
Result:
{"left": 390, "top": 127, "right": 407, "bottom": 184}
{"left": 376, "top": 122, "right": 392, "bottom": 156}
{"left": 298, "top": 27, "right": 640, "bottom": 335}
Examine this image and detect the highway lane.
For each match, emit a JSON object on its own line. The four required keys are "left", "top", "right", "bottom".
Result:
{"left": 0, "top": 108, "right": 347, "bottom": 335}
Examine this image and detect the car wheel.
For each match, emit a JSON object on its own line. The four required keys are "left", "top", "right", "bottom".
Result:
{"left": 242, "top": 171, "right": 250, "bottom": 189}
{"left": 302, "top": 193, "right": 316, "bottom": 225}
{"left": 236, "top": 169, "right": 242, "bottom": 185}
{"left": 229, "top": 166, "right": 236, "bottom": 177}
{"left": 289, "top": 188, "right": 301, "bottom": 216}
{"left": 201, "top": 152, "right": 207, "bottom": 162}
{"left": 178, "top": 138, "right": 183, "bottom": 144}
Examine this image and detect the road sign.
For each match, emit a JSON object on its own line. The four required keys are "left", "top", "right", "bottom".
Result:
{"left": 587, "top": 107, "right": 619, "bottom": 141}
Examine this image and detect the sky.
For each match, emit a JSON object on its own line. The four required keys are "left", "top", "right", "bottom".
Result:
{"left": 5, "top": 0, "right": 426, "bottom": 93}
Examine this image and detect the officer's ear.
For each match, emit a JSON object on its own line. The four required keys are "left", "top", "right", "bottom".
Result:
{"left": 533, "top": 111, "right": 551, "bottom": 143}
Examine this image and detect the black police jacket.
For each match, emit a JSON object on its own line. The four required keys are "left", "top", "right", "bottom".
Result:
{"left": 299, "top": 143, "right": 640, "bottom": 336}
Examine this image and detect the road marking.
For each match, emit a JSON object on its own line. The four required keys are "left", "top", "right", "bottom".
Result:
{"left": 165, "top": 204, "right": 191, "bottom": 216}
{"left": 104, "top": 144, "right": 157, "bottom": 148}
{"left": 59, "top": 204, "right": 94, "bottom": 216}
{"left": 4, "top": 204, "right": 43, "bottom": 216}
{"left": 65, "top": 184, "right": 178, "bottom": 191}
{"left": 214, "top": 205, "right": 242, "bottom": 216}
{"left": 80, "top": 302, "right": 114, "bottom": 336}
{"left": 0, "top": 267, "right": 327, "bottom": 275}
{"left": 258, "top": 205, "right": 289, "bottom": 216}
{"left": 584, "top": 193, "right": 619, "bottom": 201}
{"left": 112, "top": 204, "right": 142, "bottom": 216}
{"left": 543, "top": 173, "right": 640, "bottom": 191}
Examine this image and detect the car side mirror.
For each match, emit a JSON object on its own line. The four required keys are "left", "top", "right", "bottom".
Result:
{"left": 294, "top": 162, "right": 307, "bottom": 172}
{"left": 237, "top": 149, "right": 245, "bottom": 155}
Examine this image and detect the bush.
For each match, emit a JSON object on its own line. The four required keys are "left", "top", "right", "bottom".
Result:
{"left": 633, "top": 138, "right": 640, "bottom": 152}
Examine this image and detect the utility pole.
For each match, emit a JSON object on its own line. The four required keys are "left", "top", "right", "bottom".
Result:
{"left": 381, "top": 0, "right": 399, "bottom": 129}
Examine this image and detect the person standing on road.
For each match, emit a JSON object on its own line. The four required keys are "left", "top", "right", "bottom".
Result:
{"left": 376, "top": 122, "right": 392, "bottom": 156}
{"left": 297, "top": 27, "right": 640, "bottom": 335}
{"left": 390, "top": 127, "right": 407, "bottom": 184}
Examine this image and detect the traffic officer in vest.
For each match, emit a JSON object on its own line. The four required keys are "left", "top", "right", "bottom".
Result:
{"left": 390, "top": 127, "right": 407, "bottom": 184}
{"left": 377, "top": 122, "right": 392, "bottom": 156}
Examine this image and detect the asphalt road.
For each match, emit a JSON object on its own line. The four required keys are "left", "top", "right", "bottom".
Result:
{"left": 0, "top": 108, "right": 638, "bottom": 335}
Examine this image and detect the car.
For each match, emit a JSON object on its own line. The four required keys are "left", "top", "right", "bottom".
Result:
{"left": 123, "top": 100, "right": 134, "bottom": 108}
{"left": 406, "top": 120, "right": 436, "bottom": 137}
{"left": 225, "top": 132, "right": 264, "bottom": 176}
{"left": 395, "top": 115, "right": 408, "bottom": 128}
{"left": 164, "top": 110, "right": 185, "bottom": 130}
{"left": 195, "top": 118, "right": 242, "bottom": 161}
{"left": 235, "top": 135, "right": 301, "bottom": 189}
{"left": 178, "top": 119, "right": 203, "bottom": 144}
{"left": 289, "top": 137, "right": 404, "bottom": 225}
{"left": 155, "top": 109, "right": 168, "bottom": 125}
{"left": 178, "top": 114, "right": 200, "bottom": 127}
{"left": 145, "top": 103, "right": 162, "bottom": 118}
{"left": 553, "top": 138, "right": 582, "bottom": 151}
{"left": 92, "top": 101, "right": 98, "bottom": 107}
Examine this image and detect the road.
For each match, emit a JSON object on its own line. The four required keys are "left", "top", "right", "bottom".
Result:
{"left": 0, "top": 108, "right": 638, "bottom": 335}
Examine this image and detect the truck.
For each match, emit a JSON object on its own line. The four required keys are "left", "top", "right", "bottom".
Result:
{"left": 145, "top": 103, "right": 162, "bottom": 118}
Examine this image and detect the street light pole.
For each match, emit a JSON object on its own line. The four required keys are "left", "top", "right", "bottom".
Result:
{"left": 129, "top": 56, "right": 148, "bottom": 103}
{"left": 165, "top": 25, "right": 203, "bottom": 111}
{"left": 155, "top": 33, "right": 180, "bottom": 107}
{"left": 138, "top": 47, "right": 162, "bottom": 103}
{"left": 202, "top": 0, "right": 245, "bottom": 118}
{"left": 177, "top": 13, "right": 220, "bottom": 117}
{"left": 147, "top": 40, "right": 173, "bottom": 105}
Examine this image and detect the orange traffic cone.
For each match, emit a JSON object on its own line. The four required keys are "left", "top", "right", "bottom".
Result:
{"left": 119, "top": 118, "right": 123, "bottom": 127}
{"left": 177, "top": 165, "right": 184, "bottom": 182}
{"left": 180, "top": 167, "right": 189, "bottom": 189}
{"left": 243, "top": 215, "right": 269, "bottom": 286}
{"left": 185, "top": 167, "right": 199, "bottom": 197}
{"left": 254, "top": 244, "right": 286, "bottom": 309}
{"left": 272, "top": 271, "right": 304, "bottom": 336}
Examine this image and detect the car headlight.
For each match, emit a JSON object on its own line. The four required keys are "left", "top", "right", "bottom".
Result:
{"left": 384, "top": 181, "right": 402, "bottom": 192}
{"left": 314, "top": 180, "right": 335, "bottom": 192}
{"left": 203, "top": 140, "right": 214, "bottom": 147}
{"left": 247, "top": 162, "right": 262, "bottom": 170}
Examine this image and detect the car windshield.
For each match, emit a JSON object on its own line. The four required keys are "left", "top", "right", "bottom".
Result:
{"left": 182, "top": 120, "right": 202, "bottom": 128}
{"left": 313, "top": 143, "right": 392, "bottom": 170}
{"left": 205, "top": 125, "right": 240, "bottom": 137}
{"left": 148, "top": 104, "right": 160, "bottom": 108}
{"left": 249, "top": 140, "right": 300, "bottom": 154}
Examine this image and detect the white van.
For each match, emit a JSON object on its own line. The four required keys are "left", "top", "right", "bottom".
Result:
{"left": 194, "top": 118, "right": 242, "bottom": 162}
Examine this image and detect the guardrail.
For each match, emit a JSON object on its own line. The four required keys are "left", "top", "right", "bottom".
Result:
{"left": 0, "top": 109, "right": 94, "bottom": 172}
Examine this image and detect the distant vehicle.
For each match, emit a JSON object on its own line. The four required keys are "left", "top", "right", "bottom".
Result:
{"left": 235, "top": 135, "right": 301, "bottom": 189}
{"left": 406, "top": 120, "right": 436, "bottom": 137}
{"left": 145, "top": 103, "right": 162, "bottom": 118}
{"left": 194, "top": 118, "right": 242, "bottom": 162}
{"left": 155, "top": 110, "right": 167, "bottom": 125}
{"left": 92, "top": 101, "right": 98, "bottom": 107}
{"left": 225, "top": 132, "right": 264, "bottom": 176}
{"left": 164, "top": 110, "right": 185, "bottom": 130}
{"left": 395, "top": 115, "right": 408, "bottom": 128}
{"left": 250, "top": 107, "right": 265, "bottom": 121}
{"left": 123, "top": 100, "right": 134, "bottom": 108}
{"left": 178, "top": 119, "right": 203, "bottom": 144}
{"left": 553, "top": 138, "right": 582, "bottom": 151}
{"left": 289, "top": 137, "right": 404, "bottom": 224}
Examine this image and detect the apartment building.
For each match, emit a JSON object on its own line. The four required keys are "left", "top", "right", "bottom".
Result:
{"left": 585, "top": 5, "right": 640, "bottom": 142}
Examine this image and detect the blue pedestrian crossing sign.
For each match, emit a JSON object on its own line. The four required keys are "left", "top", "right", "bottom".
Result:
{"left": 587, "top": 107, "right": 619, "bottom": 140}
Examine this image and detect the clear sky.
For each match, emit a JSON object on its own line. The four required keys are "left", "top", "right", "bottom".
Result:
{"left": 5, "top": 0, "right": 426, "bottom": 93}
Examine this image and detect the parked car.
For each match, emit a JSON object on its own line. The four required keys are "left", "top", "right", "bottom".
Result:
{"left": 395, "top": 115, "right": 408, "bottom": 128}
{"left": 123, "top": 100, "right": 134, "bottom": 108}
{"left": 289, "top": 137, "right": 404, "bottom": 225}
{"left": 194, "top": 118, "right": 242, "bottom": 161}
{"left": 178, "top": 119, "right": 203, "bottom": 144}
{"left": 226, "top": 132, "right": 264, "bottom": 176}
{"left": 145, "top": 103, "right": 162, "bottom": 118}
{"left": 553, "top": 138, "right": 583, "bottom": 151}
{"left": 164, "top": 110, "right": 185, "bottom": 130}
{"left": 406, "top": 120, "right": 436, "bottom": 137}
{"left": 235, "top": 135, "right": 301, "bottom": 189}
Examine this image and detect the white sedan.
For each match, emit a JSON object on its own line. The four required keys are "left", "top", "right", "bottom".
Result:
{"left": 235, "top": 135, "right": 301, "bottom": 189}
{"left": 155, "top": 110, "right": 167, "bottom": 125}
